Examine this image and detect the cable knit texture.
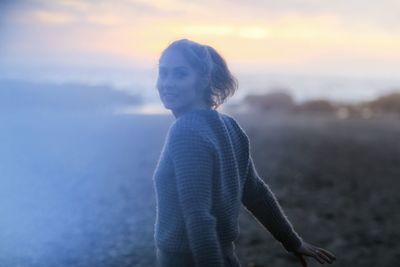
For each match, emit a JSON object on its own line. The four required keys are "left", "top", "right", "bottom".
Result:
{"left": 153, "top": 109, "right": 303, "bottom": 267}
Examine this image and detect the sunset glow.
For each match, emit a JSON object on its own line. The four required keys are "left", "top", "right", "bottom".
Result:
{"left": 3, "top": 1, "right": 399, "bottom": 69}
{"left": 1, "top": 0, "right": 399, "bottom": 104}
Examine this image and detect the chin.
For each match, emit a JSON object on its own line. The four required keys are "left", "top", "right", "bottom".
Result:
{"left": 162, "top": 100, "right": 194, "bottom": 114}
{"left": 162, "top": 102, "right": 178, "bottom": 111}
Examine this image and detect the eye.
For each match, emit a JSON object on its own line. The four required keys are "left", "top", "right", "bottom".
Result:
{"left": 174, "top": 70, "right": 187, "bottom": 78}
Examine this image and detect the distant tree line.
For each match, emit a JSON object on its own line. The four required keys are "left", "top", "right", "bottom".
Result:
{"left": 228, "top": 89, "right": 400, "bottom": 119}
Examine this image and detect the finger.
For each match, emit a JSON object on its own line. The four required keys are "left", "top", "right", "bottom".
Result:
{"left": 312, "top": 252, "right": 325, "bottom": 264}
{"left": 295, "top": 253, "right": 308, "bottom": 267}
{"left": 315, "top": 248, "right": 336, "bottom": 263}
{"left": 318, "top": 248, "right": 337, "bottom": 261}
{"left": 301, "top": 255, "right": 308, "bottom": 267}
{"left": 315, "top": 250, "right": 333, "bottom": 264}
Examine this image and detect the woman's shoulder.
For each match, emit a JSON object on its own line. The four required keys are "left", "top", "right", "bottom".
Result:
{"left": 169, "top": 109, "right": 216, "bottom": 132}
{"left": 167, "top": 109, "right": 248, "bottom": 141}
{"left": 220, "top": 112, "right": 248, "bottom": 135}
{"left": 166, "top": 115, "right": 208, "bottom": 145}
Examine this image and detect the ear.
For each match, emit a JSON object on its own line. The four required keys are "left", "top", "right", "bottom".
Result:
{"left": 198, "top": 76, "right": 210, "bottom": 90}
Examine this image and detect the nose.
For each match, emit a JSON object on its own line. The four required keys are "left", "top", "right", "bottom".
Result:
{"left": 159, "top": 75, "right": 175, "bottom": 92}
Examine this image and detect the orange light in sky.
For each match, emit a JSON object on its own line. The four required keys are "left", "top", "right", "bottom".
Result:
{"left": 4, "top": 0, "right": 400, "bottom": 77}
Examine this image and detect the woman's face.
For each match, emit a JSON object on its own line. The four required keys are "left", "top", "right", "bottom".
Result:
{"left": 156, "top": 48, "right": 206, "bottom": 113}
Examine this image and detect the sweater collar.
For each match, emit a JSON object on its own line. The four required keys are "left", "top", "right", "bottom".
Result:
{"left": 175, "top": 108, "right": 218, "bottom": 120}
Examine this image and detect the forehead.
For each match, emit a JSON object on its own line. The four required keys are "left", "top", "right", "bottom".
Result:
{"left": 158, "top": 48, "right": 193, "bottom": 70}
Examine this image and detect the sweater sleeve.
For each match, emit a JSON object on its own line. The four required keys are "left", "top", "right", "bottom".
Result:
{"left": 169, "top": 127, "right": 224, "bottom": 267}
{"left": 242, "top": 155, "right": 303, "bottom": 253}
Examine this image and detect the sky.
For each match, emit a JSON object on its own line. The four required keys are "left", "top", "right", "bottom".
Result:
{"left": 1, "top": 0, "right": 400, "bottom": 111}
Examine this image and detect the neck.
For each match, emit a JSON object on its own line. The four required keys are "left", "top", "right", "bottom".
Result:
{"left": 172, "top": 103, "right": 212, "bottom": 119}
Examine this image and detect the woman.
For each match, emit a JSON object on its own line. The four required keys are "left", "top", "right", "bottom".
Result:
{"left": 152, "top": 38, "right": 337, "bottom": 267}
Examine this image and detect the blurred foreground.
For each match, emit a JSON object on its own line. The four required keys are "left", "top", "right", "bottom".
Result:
{"left": 1, "top": 108, "right": 399, "bottom": 267}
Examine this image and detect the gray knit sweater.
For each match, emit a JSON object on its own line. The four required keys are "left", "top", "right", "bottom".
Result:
{"left": 153, "top": 108, "right": 303, "bottom": 267}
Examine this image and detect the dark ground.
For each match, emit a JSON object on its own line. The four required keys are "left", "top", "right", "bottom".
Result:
{"left": 1, "top": 110, "right": 399, "bottom": 267}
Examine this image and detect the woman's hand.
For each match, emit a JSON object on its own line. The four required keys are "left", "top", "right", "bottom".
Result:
{"left": 292, "top": 241, "right": 337, "bottom": 266}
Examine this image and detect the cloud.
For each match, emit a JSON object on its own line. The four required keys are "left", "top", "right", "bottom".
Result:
{"left": 4, "top": 0, "right": 400, "bottom": 32}
{"left": 37, "top": 0, "right": 184, "bottom": 24}
{"left": 30, "top": 10, "right": 76, "bottom": 24}
{"left": 1, "top": 0, "right": 399, "bottom": 82}
{"left": 2, "top": 0, "right": 184, "bottom": 29}
{"left": 181, "top": 0, "right": 400, "bottom": 33}
{"left": 181, "top": 25, "right": 271, "bottom": 39}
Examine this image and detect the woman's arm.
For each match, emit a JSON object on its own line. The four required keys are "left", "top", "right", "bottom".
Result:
{"left": 241, "top": 155, "right": 304, "bottom": 253}
{"left": 241, "top": 153, "right": 337, "bottom": 266}
{"left": 169, "top": 127, "right": 224, "bottom": 267}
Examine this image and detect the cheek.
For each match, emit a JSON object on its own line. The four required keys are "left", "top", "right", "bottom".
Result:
{"left": 182, "top": 78, "right": 200, "bottom": 95}
{"left": 180, "top": 85, "right": 198, "bottom": 101}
